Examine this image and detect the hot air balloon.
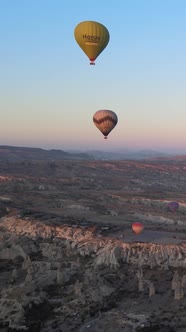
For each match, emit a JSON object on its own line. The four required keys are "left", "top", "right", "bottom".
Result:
{"left": 132, "top": 222, "right": 144, "bottom": 235}
{"left": 93, "top": 110, "right": 118, "bottom": 139}
{"left": 74, "top": 21, "right": 110, "bottom": 65}
{"left": 167, "top": 201, "right": 179, "bottom": 213}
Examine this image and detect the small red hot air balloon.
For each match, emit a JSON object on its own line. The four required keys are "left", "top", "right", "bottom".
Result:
{"left": 132, "top": 222, "right": 144, "bottom": 235}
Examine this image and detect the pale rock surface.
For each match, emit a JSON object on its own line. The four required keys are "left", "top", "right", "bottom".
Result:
{"left": 1, "top": 214, "right": 186, "bottom": 330}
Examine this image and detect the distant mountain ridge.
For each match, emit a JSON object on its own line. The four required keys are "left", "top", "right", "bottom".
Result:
{"left": 81, "top": 149, "right": 172, "bottom": 160}
{"left": 0, "top": 145, "right": 92, "bottom": 161}
{"left": 0, "top": 145, "right": 183, "bottom": 161}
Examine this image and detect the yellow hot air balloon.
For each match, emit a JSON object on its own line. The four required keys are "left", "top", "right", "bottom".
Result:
{"left": 93, "top": 110, "right": 118, "bottom": 139}
{"left": 74, "top": 21, "right": 110, "bottom": 65}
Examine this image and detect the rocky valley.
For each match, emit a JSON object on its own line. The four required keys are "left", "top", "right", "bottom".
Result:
{"left": 0, "top": 154, "right": 186, "bottom": 331}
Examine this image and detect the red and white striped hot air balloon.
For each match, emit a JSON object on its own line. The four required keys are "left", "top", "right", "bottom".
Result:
{"left": 93, "top": 109, "right": 118, "bottom": 139}
{"left": 132, "top": 222, "right": 144, "bottom": 235}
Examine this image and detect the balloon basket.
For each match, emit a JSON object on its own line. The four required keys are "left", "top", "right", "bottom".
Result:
{"left": 104, "top": 137, "right": 108, "bottom": 139}
{"left": 90, "top": 62, "right": 95, "bottom": 65}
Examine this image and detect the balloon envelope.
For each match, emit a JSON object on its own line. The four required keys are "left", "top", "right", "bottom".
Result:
{"left": 132, "top": 222, "right": 144, "bottom": 235}
{"left": 93, "top": 110, "right": 118, "bottom": 139}
{"left": 74, "top": 21, "right": 110, "bottom": 65}
{"left": 168, "top": 201, "right": 179, "bottom": 213}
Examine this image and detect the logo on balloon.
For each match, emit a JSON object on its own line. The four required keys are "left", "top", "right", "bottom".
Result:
{"left": 82, "top": 34, "right": 100, "bottom": 41}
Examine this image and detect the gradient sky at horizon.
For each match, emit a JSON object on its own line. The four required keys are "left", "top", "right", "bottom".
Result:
{"left": 1, "top": 0, "right": 186, "bottom": 152}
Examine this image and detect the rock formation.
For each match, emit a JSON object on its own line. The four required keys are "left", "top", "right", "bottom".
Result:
{"left": 0, "top": 212, "right": 186, "bottom": 331}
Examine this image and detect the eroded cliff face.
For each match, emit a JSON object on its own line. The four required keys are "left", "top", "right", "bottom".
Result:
{"left": 0, "top": 212, "right": 186, "bottom": 332}
{"left": 1, "top": 214, "right": 186, "bottom": 270}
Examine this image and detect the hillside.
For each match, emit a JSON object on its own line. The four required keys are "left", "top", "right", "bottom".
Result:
{"left": 0, "top": 158, "right": 186, "bottom": 331}
{"left": 0, "top": 145, "right": 92, "bottom": 161}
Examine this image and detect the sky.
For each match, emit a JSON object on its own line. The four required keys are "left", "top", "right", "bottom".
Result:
{"left": 1, "top": 0, "right": 186, "bottom": 153}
